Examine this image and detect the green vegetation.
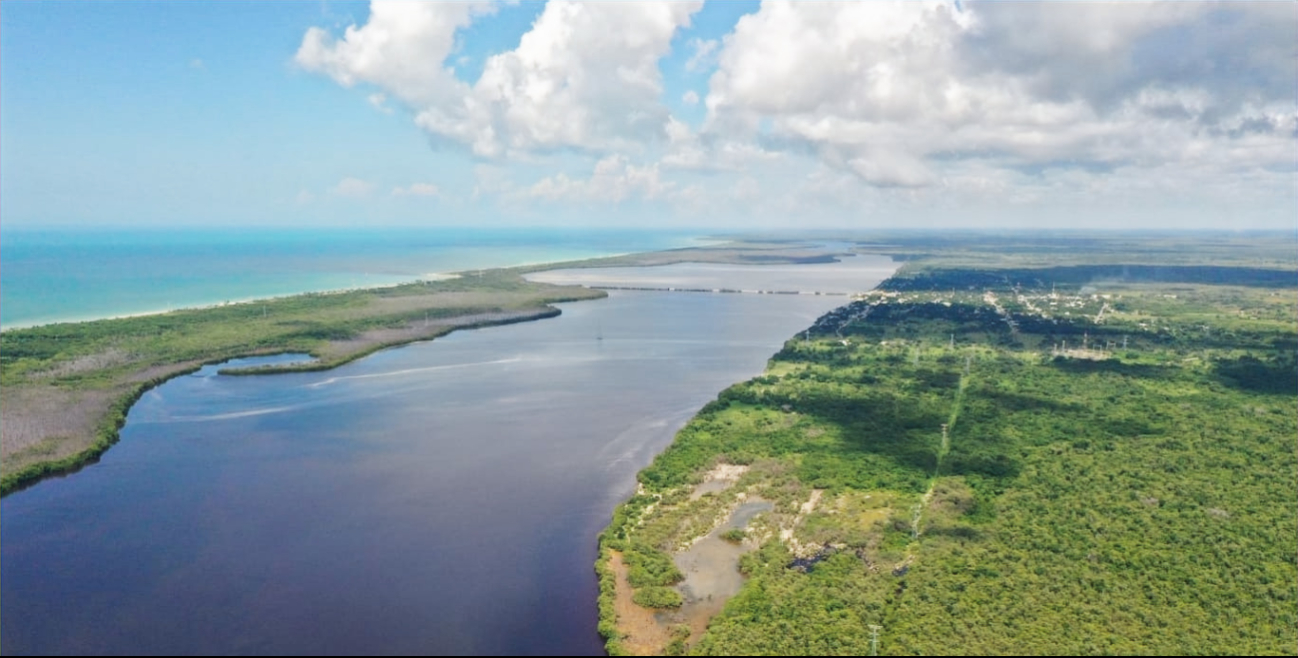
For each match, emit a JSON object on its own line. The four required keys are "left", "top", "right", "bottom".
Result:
{"left": 595, "top": 546, "right": 627, "bottom": 655}
{"left": 0, "top": 239, "right": 840, "bottom": 496}
{"left": 599, "top": 235, "right": 1297, "bottom": 655}
{"left": 720, "top": 528, "right": 747, "bottom": 543}
{"left": 0, "top": 270, "right": 603, "bottom": 495}
{"left": 633, "top": 586, "right": 685, "bottom": 609}
{"left": 665, "top": 624, "right": 693, "bottom": 656}
{"left": 1, "top": 270, "right": 592, "bottom": 387}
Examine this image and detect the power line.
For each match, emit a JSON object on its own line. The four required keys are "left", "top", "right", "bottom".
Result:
{"left": 868, "top": 624, "right": 883, "bottom": 656}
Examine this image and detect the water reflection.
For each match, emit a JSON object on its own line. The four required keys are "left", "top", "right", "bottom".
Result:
{"left": 1, "top": 258, "right": 895, "bottom": 655}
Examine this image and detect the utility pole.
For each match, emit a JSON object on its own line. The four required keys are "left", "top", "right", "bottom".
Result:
{"left": 868, "top": 624, "right": 883, "bottom": 656}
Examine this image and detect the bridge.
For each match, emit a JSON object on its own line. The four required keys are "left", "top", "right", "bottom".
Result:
{"left": 589, "top": 285, "right": 851, "bottom": 296}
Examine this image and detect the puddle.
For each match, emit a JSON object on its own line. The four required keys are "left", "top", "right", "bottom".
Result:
{"left": 665, "top": 498, "right": 773, "bottom": 648}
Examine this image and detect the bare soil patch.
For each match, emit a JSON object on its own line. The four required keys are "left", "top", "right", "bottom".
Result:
{"left": 1, "top": 386, "right": 117, "bottom": 460}
{"left": 690, "top": 463, "right": 750, "bottom": 500}
{"left": 609, "top": 551, "right": 674, "bottom": 656}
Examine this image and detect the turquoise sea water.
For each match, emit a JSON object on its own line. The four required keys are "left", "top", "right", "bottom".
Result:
{"left": 0, "top": 228, "right": 700, "bottom": 328}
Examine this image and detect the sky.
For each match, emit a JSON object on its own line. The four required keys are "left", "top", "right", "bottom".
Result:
{"left": 1, "top": 1, "right": 1294, "bottom": 230}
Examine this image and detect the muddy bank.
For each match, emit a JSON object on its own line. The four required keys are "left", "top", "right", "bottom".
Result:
{"left": 671, "top": 499, "right": 773, "bottom": 645}
{"left": 605, "top": 469, "right": 772, "bottom": 656}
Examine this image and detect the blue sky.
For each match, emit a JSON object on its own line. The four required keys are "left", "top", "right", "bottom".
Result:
{"left": 2, "top": 1, "right": 1294, "bottom": 230}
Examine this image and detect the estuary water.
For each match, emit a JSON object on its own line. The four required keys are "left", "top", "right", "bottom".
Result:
{"left": 0, "top": 256, "right": 896, "bottom": 655}
{"left": 0, "top": 228, "right": 698, "bottom": 328}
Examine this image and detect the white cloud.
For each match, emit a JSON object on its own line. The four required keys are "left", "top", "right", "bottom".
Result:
{"left": 702, "top": 1, "right": 1297, "bottom": 192}
{"left": 525, "top": 155, "right": 672, "bottom": 204}
{"left": 296, "top": 1, "right": 1295, "bottom": 228}
{"left": 392, "top": 182, "right": 440, "bottom": 197}
{"left": 300, "top": 0, "right": 702, "bottom": 159}
{"left": 660, "top": 117, "right": 779, "bottom": 172}
{"left": 295, "top": 189, "right": 315, "bottom": 205}
{"left": 331, "top": 177, "right": 376, "bottom": 197}
{"left": 296, "top": 2, "right": 494, "bottom": 107}
{"left": 189, "top": 58, "right": 205, "bottom": 70}
{"left": 684, "top": 38, "right": 718, "bottom": 73}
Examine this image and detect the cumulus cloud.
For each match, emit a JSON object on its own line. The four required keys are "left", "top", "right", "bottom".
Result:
{"left": 661, "top": 117, "right": 779, "bottom": 172}
{"left": 392, "top": 182, "right": 440, "bottom": 197}
{"left": 299, "top": 0, "right": 702, "bottom": 158}
{"left": 703, "top": 1, "right": 1297, "bottom": 188}
{"left": 331, "top": 177, "right": 376, "bottom": 197}
{"left": 960, "top": 2, "right": 1296, "bottom": 113}
{"left": 297, "top": 1, "right": 1294, "bottom": 225}
{"left": 296, "top": 2, "right": 493, "bottom": 107}
{"left": 526, "top": 155, "right": 672, "bottom": 204}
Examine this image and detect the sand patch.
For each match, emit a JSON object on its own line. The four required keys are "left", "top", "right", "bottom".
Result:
{"left": 780, "top": 489, "right": 829, "bottom": 558}
{"left": 609, "top": 551, "right": 674, "bottom": 656}
{"left": 612, "top": 498, "right": 772, "bottom": 655}
{"left": 800, "top": 488, "right": 824, "bottom": 515}
{"left": 690, "top": 463, "right": 750, "bottom": 500}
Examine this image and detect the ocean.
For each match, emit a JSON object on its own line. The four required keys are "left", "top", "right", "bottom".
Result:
{"left": 0, "top": 227, "right": 701, "bottom": 328}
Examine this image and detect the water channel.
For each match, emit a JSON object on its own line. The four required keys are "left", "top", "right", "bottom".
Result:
{"left": 1, "top": 256, "right": 895, "bottom": 655}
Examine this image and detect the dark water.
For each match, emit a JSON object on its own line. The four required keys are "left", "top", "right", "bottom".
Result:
{"left": 1, "top": 258, "right": 894, "bottom": 655}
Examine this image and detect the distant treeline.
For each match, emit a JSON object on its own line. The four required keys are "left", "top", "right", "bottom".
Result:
{"left": 885, "top": 265, "right": 1297, "bottom": 291}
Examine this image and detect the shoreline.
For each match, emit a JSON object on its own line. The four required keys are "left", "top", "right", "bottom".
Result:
{"left": 0, "top": 281, "right": 605, "bottom": 496}
{"left": 0, "top": 233, "right": 728, "bottom": 332}
{"left": 0, "top": 241, "right": 855, "bottom": 496}
{"left": 0, "top": 306, "right": 569, "bottom": 496}
{"left": 0, "top": 255, "right": 605, "bottom": 333}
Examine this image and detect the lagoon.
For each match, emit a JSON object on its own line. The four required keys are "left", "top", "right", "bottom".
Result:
{"left": 0, "top": 256, "right": 895, "bottom": 655}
